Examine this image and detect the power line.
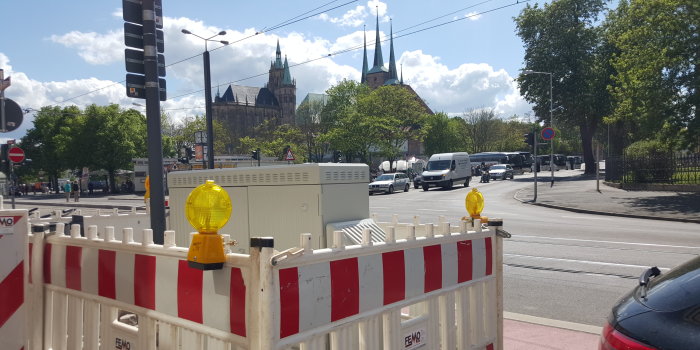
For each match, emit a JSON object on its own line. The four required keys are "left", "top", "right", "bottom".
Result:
{"left": 175, "top": 0, "right": 530, "bottom": 100}
{"left": 59, "top": 0, "right": 357, "bottom": 105}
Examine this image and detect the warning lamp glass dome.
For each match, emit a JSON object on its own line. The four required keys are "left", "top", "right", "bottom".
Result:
{"left": 185, "top": 180, "right": 232, "bottom": 234}
{"left": 466, "top": 188, "right": 485, "bottom": 218}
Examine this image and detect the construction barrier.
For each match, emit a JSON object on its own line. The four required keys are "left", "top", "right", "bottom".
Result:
{"left": 0, "top": 209, "right": 28, "bottom": 350}
{"left": 14, "top": 209, "right": 504, "bottom": 350}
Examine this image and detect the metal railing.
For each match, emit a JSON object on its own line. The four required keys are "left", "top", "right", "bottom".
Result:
{"left": 605, "top": 153, "right": 700, "bottom": 185}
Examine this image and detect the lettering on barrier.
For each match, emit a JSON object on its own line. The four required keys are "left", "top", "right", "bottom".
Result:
{"left": 115, "top": 337, "right": 132, "bottom": 349}
{"left": 0, "top": 215, "right": 22, "bottom": 235}
{"left": 403, "top": 328, "right": 427, "bottom": 349}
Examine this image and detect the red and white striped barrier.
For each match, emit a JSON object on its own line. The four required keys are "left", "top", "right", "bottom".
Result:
{"left": 277, "top": 237, "right": 492, "bottom": 338}
{"left": 0, "top": 209, "right": 28, "bottom": 350}
{"left": 14, "top": 210, "right": 505, "bottom": 350}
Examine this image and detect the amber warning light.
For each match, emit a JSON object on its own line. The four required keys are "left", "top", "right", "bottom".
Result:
{"left": 186, "top": 180, "right": 232, "bottom": 270}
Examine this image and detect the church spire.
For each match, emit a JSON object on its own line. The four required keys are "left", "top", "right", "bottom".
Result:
{"left": 274, "top": 39, "right": 283, "bottom": 69}
{"left": 282, "top": 55, "right": 293, "bottom": 85}
{"left": 388, "top": 19, "right": 398, "bottom": 81}
{"left": 371, "top": 9, "right": 384, "bottom": 71}
{"left": 361, "top": 25, "right": 368, "bottom": 84}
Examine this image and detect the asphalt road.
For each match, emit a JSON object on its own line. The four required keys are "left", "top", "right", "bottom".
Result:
{"left": 368, "top": 170, "right": 700, "bottom": 327}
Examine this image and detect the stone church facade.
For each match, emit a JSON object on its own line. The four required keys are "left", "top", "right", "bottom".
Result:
{"left": 213, "top": 41, "right": 296, "bottom": 152}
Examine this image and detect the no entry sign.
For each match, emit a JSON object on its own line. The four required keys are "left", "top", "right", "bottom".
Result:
{"left": 8, "top": 147, "right": 25, "bottom": 163}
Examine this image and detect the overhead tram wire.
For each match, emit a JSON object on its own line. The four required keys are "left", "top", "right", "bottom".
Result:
{"left": 171, "top": 0, "right": 530, "bottom": 100}
{"left": 57, "top": 0, "right": 357, "bottom": 106}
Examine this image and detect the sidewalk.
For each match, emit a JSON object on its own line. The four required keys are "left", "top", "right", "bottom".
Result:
{"left": 514, "top": 171, "right": 700, "bottom": 224}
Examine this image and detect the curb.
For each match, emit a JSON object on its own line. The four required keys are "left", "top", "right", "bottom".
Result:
{"left": 504, "top": 312, "right": 602, "bottom": 335}
{"left": 513, "top": 189, "right": 700, "bottom": 224}
{"left": 3, "top": 200, "right": 145, "bottom": 211}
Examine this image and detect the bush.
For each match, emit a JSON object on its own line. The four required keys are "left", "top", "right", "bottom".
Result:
{"left": 623, "top": 140, "right": 673, "bottom": 183}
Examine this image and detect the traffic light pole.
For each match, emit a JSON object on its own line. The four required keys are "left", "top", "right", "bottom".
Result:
{"left": 533, "top": 131, "right": 538, "bottom": 202}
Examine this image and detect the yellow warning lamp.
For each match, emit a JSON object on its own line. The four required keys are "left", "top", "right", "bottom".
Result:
{"left": 186, "top": 180, "right": 232, "bottom": 270}
{"left": 144, "top": 175, "right": 151, "bottom": 201}
{"left": 464, "top": 188, "right": 488, "bottom": 223}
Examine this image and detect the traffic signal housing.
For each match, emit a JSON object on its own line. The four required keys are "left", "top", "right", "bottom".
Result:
{"left": 333, "top": 150, "right": 343, "bottom": 163}
{"left": 251, "top": 149, "right": 259, "bottom": 160}
{"left": 523, "top": 132, "right": 534, "bottom": 146}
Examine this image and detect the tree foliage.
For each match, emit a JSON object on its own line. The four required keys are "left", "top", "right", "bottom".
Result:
{"left": 606, "top": 0, "right": 699, "bottom": 150}
{"left": 515, "top": 0, "right": 609, "bottom": 173}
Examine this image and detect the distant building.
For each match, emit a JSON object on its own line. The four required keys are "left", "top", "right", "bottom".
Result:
{"left": 213, "top": 40, "right": 296, "bottom": 152}
{"left": 360, "top": 15, "right": 433, "bottom": 156}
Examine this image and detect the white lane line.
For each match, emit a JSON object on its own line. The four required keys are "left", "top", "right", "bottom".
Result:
{"left": 416, "top": 209, "right": 448, "bottom": 212}
{"left": 505, "top": 253, "right": 671, "bottom": 271}
{"left": 370, "top": 207, "right": 390, "bottom": 209}
{"left": 513, "top": 234, "right": 700, "bottom": 250}
{"left": 560, "top": 215, "right": 613, "bottom": 220}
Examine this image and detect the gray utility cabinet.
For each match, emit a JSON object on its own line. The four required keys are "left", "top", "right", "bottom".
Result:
{"left": 167, "top": 163, "right": 370, "bottom": 253}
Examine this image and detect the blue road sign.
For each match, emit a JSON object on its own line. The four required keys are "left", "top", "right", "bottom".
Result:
{"left": 541, "top": 127, "right": 555, "bottom": 141}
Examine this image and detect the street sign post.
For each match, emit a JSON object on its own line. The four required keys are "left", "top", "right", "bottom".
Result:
{"left": 541, "top": 127, "right": 555, "bottom": 141}
{"left": 8, "top": 147, "right": 24, "bottom": 163}
{"left": 285, "top": 149, "right": 295, "bottom": 162}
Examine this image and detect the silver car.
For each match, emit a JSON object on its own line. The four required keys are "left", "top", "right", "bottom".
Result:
{"left": 369, "top": 173, "right": 410, "bottom": 194}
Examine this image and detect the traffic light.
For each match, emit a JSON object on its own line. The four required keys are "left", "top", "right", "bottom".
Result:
{"left": 0, "top": 144, "right": 8, "bottom": 175}
{"left": 251, "top": 149, "right": 259, "bottom": 160}
{"left": 333, "top": 150, "right": 343, "bottom": 163}
{"left": 523, "top": 133, "right": 534, "bottom": 146}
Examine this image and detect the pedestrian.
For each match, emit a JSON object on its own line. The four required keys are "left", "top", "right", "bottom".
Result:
{"left": 72, "top": 181, "right": 80, "bottom": 202}
{"left": 64, "top": 182, "right": 71, "bottom": 202}
{"left": 88, "top": 181, "right": 94, "bottom": 195}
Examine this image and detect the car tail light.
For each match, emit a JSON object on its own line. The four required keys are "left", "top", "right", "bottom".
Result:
{"left": 599, "top": 323, "right": 656, "bottom": 350}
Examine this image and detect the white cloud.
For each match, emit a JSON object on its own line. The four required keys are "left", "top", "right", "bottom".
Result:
{"left": 319, "top": 5, "right": 366, "bottom": 27}
{"left": 50, "top": 30, "right": 123, "bottom": 65}
{"left": 399, "top": 50, "right": 530, "bottom": 117}
{"left": 466, "top": 12, "right": 481, "bottom": 21}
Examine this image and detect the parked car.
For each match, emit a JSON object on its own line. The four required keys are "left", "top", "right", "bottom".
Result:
{"left": 413, "top": 174, "right": 423, "bottom": 189}
{"left": 599, "top": 256, "right": 700, "bottom": 349}
{"left": 369, "top": 173, "right": 410, "bottom": 194}
{"left": 488, "top": 164, "right": 514, "bottom": 180}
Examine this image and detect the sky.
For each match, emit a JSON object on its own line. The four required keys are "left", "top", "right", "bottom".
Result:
{"left": 0, "top": 0, "right": 540, "bottom": 143}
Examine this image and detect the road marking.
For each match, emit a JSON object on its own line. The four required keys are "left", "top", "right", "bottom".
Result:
{"left": 505, "top": 253, "right": 671, "bottom": 271}
{"left": 560, "top": 215, "right": 613, "bottom": 221}
{"left": 370, "top": 207, "right": 390, "bottom": 209}
{"left": 513, "top": 234, "right": 700, "bottom": 250}
{"left": 416, "top": 209, "right": 448, "bottom": 212}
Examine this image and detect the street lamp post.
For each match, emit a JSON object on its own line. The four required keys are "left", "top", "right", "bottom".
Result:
{"left": 181, "top": 29, "right": 228, "bottom": 169}
{"left": 523, "top": 70, "right": 554, "bottom": 186}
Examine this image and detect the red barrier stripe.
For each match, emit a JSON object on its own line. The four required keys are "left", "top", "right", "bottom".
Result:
{"left": 279, "top": 267, "right": 299, "bottom": 338}
{"left": 65, "top": 246, "right": 82, "bottom": 290}
{"left": 423, "top": 245, "right": 442, "bottom": 293}
{"left": 43, "top": 243, "right": 52, "bottom": 284}
{"left": 134, "top": 254, "right": 156, "bottom": 309}
{"left": 382, "top": 250, "right": 405, "bottom": 305}
{"left": 229, "top": 267, "right": 246, "bottom": 336}
{"left": 457, "top": 240, "right": 473, "bottom": 283}
{"left": 98, "top": 250, "right": 116, "bottom": 299}
{"left": 177, "top": 260, "right": 203, "bottom": 323}
{"left": 485, "top": 237, "right": 493, "bottom": 276}
{"left": 487, "top": 343, "right": 494, "bottom": 350}
{"left": 28, "top": 243, "right": 33, "bottom": 284}
{"left": 0, "top": 262, "right": 24, "bottom": 328}
{"left": 330, "top": 258, "right": 359, "bottom": 322}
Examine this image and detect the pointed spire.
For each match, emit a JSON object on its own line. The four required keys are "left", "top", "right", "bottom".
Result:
{"left": 371, "top": 9, "right": 384, "bottom": 71}
{"left": 274, "top": 39, "right": 283, "bottom": 69}
{"left": 361, "top": 25, "right": 368, "bottom": 84}
{"left": 388, "top": 19, "right": 398, "bottom": 81}
{"left": 282, "top": 55, "right": 293, "bottom": 85}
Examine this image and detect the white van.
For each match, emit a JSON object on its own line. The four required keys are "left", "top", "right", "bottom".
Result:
{"left": 421, "top": 152, "right": 472, "bottom": 190}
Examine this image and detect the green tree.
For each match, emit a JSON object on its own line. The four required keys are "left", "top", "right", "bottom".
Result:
{"left": 20, "top": 106, "right": 82, "bottom": 193}
{"left": 607, "top": 0, "right": 699, "bottom": 150}
{"left": 422, "top": 112, "right": 463, "bottom": 155}
{"left": 75, "top": 104, "right": 147, "bottom": 192}
{"left": 460, "top": 108, "right": 501, "bottom": 153}
{"left": 320, "top": 80, "right": 373, "bottom": 162}
{"left": 515, "top": 0, "right": 609, "bottom": 174}
{"left": 296, "top": 96, "right": 327, "bottom": 162}
{"left": 356, "top": 85, "right": 429, "bottom": 165}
